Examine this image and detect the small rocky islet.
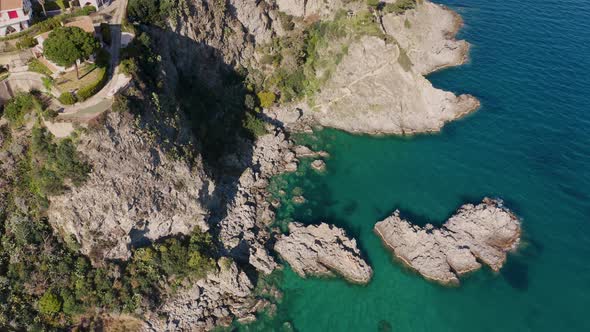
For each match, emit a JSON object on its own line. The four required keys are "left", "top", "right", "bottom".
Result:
{"left": 374, "top": 198, "right": 521, "bottom": 285}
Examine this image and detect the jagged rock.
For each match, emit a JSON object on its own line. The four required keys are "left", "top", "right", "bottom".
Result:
{"left": 374, "top": 198, "right": 521, "bottom": 285}
{"left": 249, "top": 242, "right": 278, "bottom": 275}
{"left": 275, "top": 222, "right": 373, "bottom": 284}
{"left": 292, "top": 195, "right": 305, "bottom": 204}
{"left": 311, "top": 159, "right": 326, "bottom": 172}
{"left": 218, "top": 129, "right": 293, "bottom": 253}
{"left": 147, "top": 260, "right": 256, "bottom": 331}
{"left": 47, "top": 112, "right": 212, "bottom": 262}
{"left": 229, "top": 0, "right": 275, "bottom": 44}
{"left": 294, "top": 145, "right": 329, "bottom": 158}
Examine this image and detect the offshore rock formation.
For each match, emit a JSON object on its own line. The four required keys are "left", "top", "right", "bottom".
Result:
{"left": 311, "top": 2, "right": 479, "bottom": 134}
{"left": 275, "top": 222, "right": 373, "bottom": 284}
{"left": 47, "top": 112, "right": 212, "bottom": 262}
{"left": 374, "top": 198, "right": 521, "bottom": 284}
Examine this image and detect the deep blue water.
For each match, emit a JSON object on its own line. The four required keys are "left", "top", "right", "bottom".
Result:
{"left": 242, "top": 0, "right": 590, "bottom": 331}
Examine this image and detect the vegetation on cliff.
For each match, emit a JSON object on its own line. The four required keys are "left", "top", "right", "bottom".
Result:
{"left": 0, "top": 94, "right": 217, "bottom": 329}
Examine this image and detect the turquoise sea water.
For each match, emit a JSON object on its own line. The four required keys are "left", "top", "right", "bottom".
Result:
{"left": 243, "top": 0, "right": 590, "bottom": 331}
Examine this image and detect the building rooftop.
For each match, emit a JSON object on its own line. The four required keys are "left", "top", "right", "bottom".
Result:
{"left": 36, "top": 16, "right": 96, "bottom": 41}
{"left": 0, "top": 0, "right": 23, "bottom": 12}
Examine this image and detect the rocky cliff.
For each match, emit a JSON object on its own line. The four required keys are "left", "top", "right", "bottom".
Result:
{"left": 374, "top": 198, "right": 521, "bottom": 284}
{"left": 47, "top": 112, "right": 212, "bottom": 262}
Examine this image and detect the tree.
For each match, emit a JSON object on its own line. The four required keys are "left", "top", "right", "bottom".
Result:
{"left": 38, "top": 0, "right": 47, "bottom": 16}
{"left": 38, "top": 291, "right": 62, "bottom": 315}
{"left": 43, "top": 26, "right": 100, "bottom": 79}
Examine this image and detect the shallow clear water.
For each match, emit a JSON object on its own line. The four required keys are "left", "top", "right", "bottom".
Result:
{"left": 242, "top": 0, "right": 590, "bottom": 330}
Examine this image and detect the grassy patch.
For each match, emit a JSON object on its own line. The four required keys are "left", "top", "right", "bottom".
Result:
{"left": 55, "top": 64, "right": 101, "bottom": 93}
{"left": 28, "top": 58, "right": 53, "bottom": 76}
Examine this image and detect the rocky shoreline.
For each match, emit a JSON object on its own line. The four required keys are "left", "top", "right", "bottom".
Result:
{"left": 374, "top": 198, "right": 521, "bottom": 285}
{"left": 34, "top": 0, "right": 491, "bottom": 330}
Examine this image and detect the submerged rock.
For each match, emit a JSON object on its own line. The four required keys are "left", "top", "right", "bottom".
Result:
{"left": 374, "top": 198, "right": 521, "bottom": 285}
{"left": 311, "top": 159, "right": 326, "bottom": 172}
{"left": 275, "top": 222, "right": 373, "bottom": 284}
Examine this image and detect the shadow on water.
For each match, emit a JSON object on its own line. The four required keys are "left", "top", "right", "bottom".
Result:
{"left": 501, "top": 235, "right": 543, "bottom": 291}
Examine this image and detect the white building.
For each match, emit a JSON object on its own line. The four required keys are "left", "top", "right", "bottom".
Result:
{"left": 0, "top": 0, "right": 32, "bottom": 36}
{"left": 81, "top": 0, "right": 107, "bottom": 9}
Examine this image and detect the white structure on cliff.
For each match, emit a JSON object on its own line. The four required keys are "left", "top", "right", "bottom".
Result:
{"left": 0, "top": 0, "right": 32, "bottom": 36}
{"left": 81, "top": 0, "right": 108, "bottom": 9}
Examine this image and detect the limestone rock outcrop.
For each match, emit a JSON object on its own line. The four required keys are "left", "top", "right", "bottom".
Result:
{"left": 48, "top": 112, "right": 212, "bottom": 261}
{"left": 374, "top": 198, "right": 521, "bottom": 285}
{"left": 275, "top": 222, "right": 373, "bottom": 284}
{"left": 312, "top": 36, "right": 479, "bottom": 134}
{"left": 310, "top": 1, "right": 479, "bottom": 135}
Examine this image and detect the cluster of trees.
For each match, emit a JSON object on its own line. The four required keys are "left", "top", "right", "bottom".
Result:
{"left": 127, "top": 0, "right": 186, "bottom": 26}
{"left": 43, "top": 26, "right": 101, "bottom": 79}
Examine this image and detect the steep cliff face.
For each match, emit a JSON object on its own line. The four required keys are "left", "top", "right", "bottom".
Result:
{"left": 48, "top": 112, "right": 213, "bottom": 262}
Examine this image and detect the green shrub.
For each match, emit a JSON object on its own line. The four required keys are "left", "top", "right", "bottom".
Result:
{"left": 28, "top": 58, "right": 53, "bottom": 76}
{"left": 76, "top": 67, "right": 107, "bottom": 101}
{"left": 56, "top": 0, "right": 66, "bottom": 10}
{"left": 100, "top": 22, "right": 111, "bottom": 45}
{"left": 383, "top": 0, "right": 416, "bottom": 14}
{"left": 42, "top": 76, "right": 53, "bottom": 91}
{"left": 257, "top": 91, "right": 276, "bottom": 108}
{"left": 120, "top": 58, "right": 138, "bottom": 76}
{"left": 3, "top": 93, "right": 40, "bottom": 126}
{"left": 112, "top": 94, "right": 130, "bottom": 113}
{"left": 58, "top": 92, "right": 77, "bottom": 105}
{"left": 243, "top": 112, "right": 268, "bottom": 138}
{"left": 279, "top": 11, "right": 295, "bottom": 31}
{"left": 16, "top": 35, "right": 38, "bottom": 49}
{"left": 80, "top": 5, "right": 97, "bottom": 15}
{"left": 38, "top": 291, "right": 62, "bottom": 316}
